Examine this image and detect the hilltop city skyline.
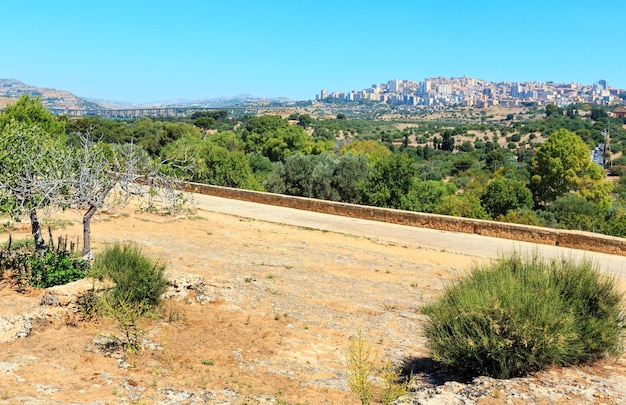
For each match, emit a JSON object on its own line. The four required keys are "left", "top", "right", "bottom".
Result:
{"left": 317, "top": 77, "right": 624, "bottom": 109}
{"left": 2, "top": 76, "right": 624, "bottom": 113}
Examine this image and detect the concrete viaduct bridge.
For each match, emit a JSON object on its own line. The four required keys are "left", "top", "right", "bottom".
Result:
{"left": 47, "top": 106, "right": 262, "bottom": 118}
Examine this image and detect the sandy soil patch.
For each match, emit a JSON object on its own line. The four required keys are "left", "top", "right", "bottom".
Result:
{"left": 0, "top": 204, "right": 624, "bottom": 404}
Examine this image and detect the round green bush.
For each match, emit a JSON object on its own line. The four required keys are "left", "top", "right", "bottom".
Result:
{"left": 90, "top": 242, "right": 167, "bottom": 313}
{"left": 422, "top": 254, "right": 625, "bottom": 378}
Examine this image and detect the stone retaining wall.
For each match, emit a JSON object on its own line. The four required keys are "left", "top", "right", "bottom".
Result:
{"left": 179, "top": 182, "right": 626, "bottom": 257}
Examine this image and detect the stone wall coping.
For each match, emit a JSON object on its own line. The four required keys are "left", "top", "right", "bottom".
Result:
{"left": 178, "top": 181, "right": 626, "bottom": 257}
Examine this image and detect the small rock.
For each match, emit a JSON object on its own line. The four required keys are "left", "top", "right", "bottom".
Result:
{"left": 158, "top": 388, "right": 193, "bottom": 404}
{"left": 98, "top": 372, "right": 114, "bottom": 385}
{"left": 0, "top": 362, "right": 19, "bottom": 374}
{"left": 33, "top": 384, "right": 60, "bottom": 394}
{"left": 0, "top": 361, "right": 25, "bottom": 382}
{"left": 0, "top": 315, "right": 32, "bottom": 343}
{"left": 162, "top": 272, "right": 207, "bottom": 301}
{"left": 122, "top": 376, "right": 146, "bottom": 401}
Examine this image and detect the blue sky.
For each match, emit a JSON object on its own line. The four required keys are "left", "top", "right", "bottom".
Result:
{"left": 2, "top": 1, "right": 624, "bottom": 103}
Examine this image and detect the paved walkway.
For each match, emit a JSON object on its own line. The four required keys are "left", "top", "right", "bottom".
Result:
{"left": 191, "top": 193, "right": 626, "bottom": 279}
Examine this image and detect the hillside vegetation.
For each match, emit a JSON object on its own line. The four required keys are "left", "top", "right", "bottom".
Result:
{"left": 3, "top": 95, "right": 626, "bottom": 241}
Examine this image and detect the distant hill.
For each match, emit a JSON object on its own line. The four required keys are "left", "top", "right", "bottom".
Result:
{"left": 0, "top": 79, "right": 292, "bottom": 112}
{"left": 83, "top": 94, "right": 292, "bottom": 109}
{"left": 153, "top": 94, "right": 292, "bottom": 108}
{"left": 0, "top": 79, "right": 103, "bottom": 110}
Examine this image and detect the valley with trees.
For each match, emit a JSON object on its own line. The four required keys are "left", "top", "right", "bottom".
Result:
{"left": 1, "top": 95, "right": 626, "bottom": 404}
{"left": 39, "top": 96, "right": 626, "bottom": 239}
{"left": 3, "top": 0, "right": 626, "bottom": 401}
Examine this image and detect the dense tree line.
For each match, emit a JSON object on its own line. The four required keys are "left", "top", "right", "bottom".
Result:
{"left": 3, "top": 96, "right": 626, "bottom": 239}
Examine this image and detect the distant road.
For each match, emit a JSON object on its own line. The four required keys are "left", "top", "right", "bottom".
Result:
{"left": 191, "top": 193, "right": 626, "bottom": 279}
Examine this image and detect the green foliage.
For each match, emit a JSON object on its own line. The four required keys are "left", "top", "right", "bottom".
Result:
{"left": 1, "top": 234, "right": 86, "bottom": 289}
{"left": 498, "top": 209, "right": 544, "bottom": 227}
{"left": 242, "top": 114, "right": 288, "bottom": 135}
{"left": 27, "top": 251, "right": 86, "bottom": 288}
{"left": 5, "top": 102, "right": 623, "bottom": 239}
{"left": 440, "top": 130, "right": 455, "bottom": 151}
{"left": 193, "top": 116, "right": 215, "bottom": 130}
{"left": 379, "top": 360, "right": 409, "bottom": 405}
{"left": 346, "top": 332, "right": 376, "bottom": 405}
{"left": 340, "top": 139, "right": 392, "bottom": 164}
{"left": 265, "top": 153, "right": 369, "bottom": 203}
{"left": 357, "top": 153, "right": 417, "bottom": 209}
{"left": 590, "top": 106, "right": 608, "bottom": 121}
{"left": 545, "top": 103, "right": 563, "bottom": 118}
{"left": 207, "top": 130, "right": 242, "bottom": 151}
{"left": 240, "top": 115, "right": 332, "bottom": 161}
{"left": 435, "top": 193, "right": 490, "bottom": 219}
{"left": 248, "top": 152, "right": 273, "bottom": 175}
{"left": 407, "top": 180, "right": 456, "bottom": 213}
{"left": 77, "top": 284, "right": 101, "bottom": 321}
{"left": 530, "top": 128, "right": 609, "bottom": 205}
{"left": 311, "top": 154, "right": 369, "bottom": 203}
{"left": 0, "top": 116, "right": 69, "bottom": 217}
{"left": 81, "top": 243, "right": 169, "bottom": 353}
{"left": 190, "top": 110, "right": 228, "bottom": 121}
{"left": 346, "top": 332, "right": 410, "bottom": 405}
{"left": 422, "top": 254, "right": 625, "bottom": 378}
{"left": 100, "top": 293, "right": 146, "bottom": 354}
{"left": 90, "top": 243, "right": 167, "bottom": 314}
{"left": 602, "top": 206, "right": 626, "bottom": 237}
{"left": 129, "top": 118, "right": 199, "bottom": 156}
{"left": 481, "top": 177, "right": 533, "bottom": 219}
{"left": 199, "top": 143, "right": 257, "bottom": 189}
{"left": 162, "top": 136, "right": 258, "bottom": 189}
{"left": 1, "top": 236, "right": 34, "bottom": 251}
{"left": 458, "top": 140, "right": 474, "bottom": 152}
{"left": 297, "top": 114, "right": 314, "bottom": 128}
{"left": 66, "top": 116, "right": 130, "bottom": 144}
{"left": 547, "top": 195, "right": 605, "bottom": 232}
{"left": 264, "top": 155, "right": 312, "bottom": 196}
{"left": 0, "top": 95, "right": 65, "bottom": 136}
{"left": 484, "top": 149, "right": 510, "bottom": 172}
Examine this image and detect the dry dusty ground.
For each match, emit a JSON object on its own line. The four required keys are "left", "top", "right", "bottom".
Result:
{"left": 0, "top": 204, "right": 625, "bottom": 404}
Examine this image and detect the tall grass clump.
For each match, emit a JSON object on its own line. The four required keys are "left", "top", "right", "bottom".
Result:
{"left": 422, "top": 253, "right": 625, "bottom": 379}
{"left": 90, "top": 242, "right": 167, "bottom": 314}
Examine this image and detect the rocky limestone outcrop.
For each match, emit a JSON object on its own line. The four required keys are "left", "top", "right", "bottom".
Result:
{"left": 40, "top": 278, "right": 112, "bottom": 309}
{"left": 162, "top": 272, "right": 211, "bottom": 302}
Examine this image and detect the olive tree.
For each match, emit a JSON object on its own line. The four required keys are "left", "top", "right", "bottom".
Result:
{"left": 0, "top": 95, "right": 69, "bottom": 252}
{"left": 0, "top": 121, "right": 68, "bottom": 252}
{"left": 67, "top": 132, "right": 194, "bottom": 256}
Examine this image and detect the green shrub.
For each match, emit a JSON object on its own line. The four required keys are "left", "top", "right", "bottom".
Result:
{"left": 1, "top": 235, "right": 86, "bottom": 289}
{"left": 100, "top": 294, "right": 146, "bottom": 354}
{"left": 422, "top": 254, "right": 625, "bottom": 378}
{"left": 27, "top": 250, "right": 86, "bottom": 288}
{"left": 90, "top": 242, "right": 167, "bottom": 313}
{"left": 1, "top": 236, "right": 34, "bottom": 251}
{"left": 346, "top": 331, "right": 376, "bottom": 404}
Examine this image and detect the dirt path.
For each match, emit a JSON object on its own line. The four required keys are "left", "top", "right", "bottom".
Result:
{"left": 190, "top": 193, "right": 626, "bottom": 281}
{"left": 0, "top": 200, "right": 625, "bottom": 404}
